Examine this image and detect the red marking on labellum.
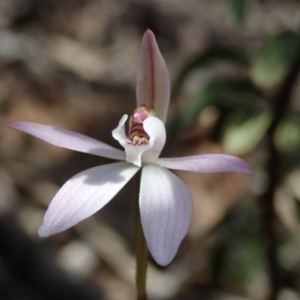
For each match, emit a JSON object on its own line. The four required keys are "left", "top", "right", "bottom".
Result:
{"left": 127, "top": 104, "right": 155, "bottom": 145}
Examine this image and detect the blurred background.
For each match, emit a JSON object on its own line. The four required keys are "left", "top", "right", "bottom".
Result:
{"left": 1, "top": 0, "right": 300, "bottom": 299}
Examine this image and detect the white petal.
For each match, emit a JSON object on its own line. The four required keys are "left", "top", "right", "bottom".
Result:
{"left": 140, "top": 164, "right": 193, "bottom": 266}
{"left": 112, "top": 115, "right": 144, "bottom": 166}
{"left": 6, "top": 122, "right": 126, "bottom": 161}
{"left": 38, "top": 162, "right": 139, "bottom": 237}
{"left": 112, "top": 115, "right": 166, "bottom": 167}
{"left": 136, "top": 30, "right": 170, "bottom": 123}
{"left": 155, "top": 154, "right": 253, "bottom": 174}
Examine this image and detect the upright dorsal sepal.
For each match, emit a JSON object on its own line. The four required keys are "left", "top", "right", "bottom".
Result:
{"left": 136, "top": 30, "right": 170, "bottom": 123}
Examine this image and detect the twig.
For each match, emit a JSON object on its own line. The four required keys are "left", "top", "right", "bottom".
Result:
{"left": 259, "top": 55, "right": 300, "bottom": 300}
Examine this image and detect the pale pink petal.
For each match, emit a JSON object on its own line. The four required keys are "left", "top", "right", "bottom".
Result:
{"left": 112, "top": 115, "right": 166, "bottom": 167}
{"left": 155, "top": 154, "right": 252, "bottom": 174}
{"left": 6, "top": 122, "right": 125, "bottom": 160}
{"left": 38, "top": 162, "right": 139, "bottom": 237}
{"left": 136, "top": 29, "right": 170, "bottom": 123}
{"left": 140, "top": 164, "right": 193, "bottom": 266}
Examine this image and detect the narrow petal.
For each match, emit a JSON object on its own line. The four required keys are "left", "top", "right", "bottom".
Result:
{"left": 112, "top": 115, "right": 166, "bottom": 167}
{"left": 155, "top": 154, "right": 252, "bottom": 174}
{"left": 140, "top": 164, "right": 193, "bottom": 266}
{"left": 38, "top": 162, "right": 139, "bottom": 237}
{"left": 136, "top": 29, "right": 170, "bottom": 123}
{"left": 5, "top": 122, "right": 125, "bottom": 161}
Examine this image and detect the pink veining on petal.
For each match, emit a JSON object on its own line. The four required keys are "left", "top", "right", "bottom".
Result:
{"left": 140, "top": 164, "right": 193, "bottom": 266}
{"left": 136, "top": 29, "right": 170, "bottom": 123}
{"left": 155, "top": 154, "right": 253, "bottom": 174}
{"left": 5, "top": 122, "right": 126, "bottom": 161}
{"left": 38, "top": 162, "right": 139, "bottom": 237}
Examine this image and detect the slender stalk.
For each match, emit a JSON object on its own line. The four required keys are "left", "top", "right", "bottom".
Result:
{"left": 134, "top": 170, "right": 148, "bottom": 300}
{"left": 259, "top": 55, "right": 300, "bottom": 300}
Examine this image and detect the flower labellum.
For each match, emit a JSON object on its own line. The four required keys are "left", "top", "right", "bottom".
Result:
{"left": 5, "top": 29, "right": 252, "bottom": 266}
{"left": 127, "top": 104, "right": 155, "bottom": 145}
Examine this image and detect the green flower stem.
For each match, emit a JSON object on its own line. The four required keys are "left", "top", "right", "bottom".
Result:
{"left": 134, "top": 170, "right": 148, "bottom": 300}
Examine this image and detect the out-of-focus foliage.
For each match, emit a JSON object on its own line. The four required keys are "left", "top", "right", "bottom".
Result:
{"left": 178, "top": 77, "right": 262, "bottom": 128}
{"left": 227, "top": 0, "right": 255, "bottom": 28}
{"left": 275, "top": 117, "right": 300, "bottom": 151}
{"left": 172, "top": 46, "right": 249, "bottom": 97}
{"left": 251, "top": 30, "right": 300, "bottom": 88}
{"left": 209, "top": 204, "right": 264, "bottom": 288}
{"left": 223, "top": 112, "right": 271, "bottom": 155}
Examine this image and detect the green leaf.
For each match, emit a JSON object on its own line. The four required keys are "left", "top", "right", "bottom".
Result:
{"left": 251, "top": 30, "right": 300, "bottom": 88}
{"left": 179, "top": 76, "right": 262, "bottom": 127}
{"left": 209, "top": 204, "right": 264, "bottom": 287}
{"left": 275, "top": 117, "right": 300, "bottom": 151}
{"left": 278, "top": 241, "right": 300, "bottom": 270}
{"left": 223, "top": 112, "right": 271, "bottom": 155}
{"left": 227, "top": 0, "right": 254, "bottom": 28}
{"left": 172, "top": 46, "right": 249, "bottom": 97}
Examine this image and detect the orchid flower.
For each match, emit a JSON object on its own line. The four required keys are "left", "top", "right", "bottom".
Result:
{"left": 5, "top": 30, "right": 252, "bottom": 266}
